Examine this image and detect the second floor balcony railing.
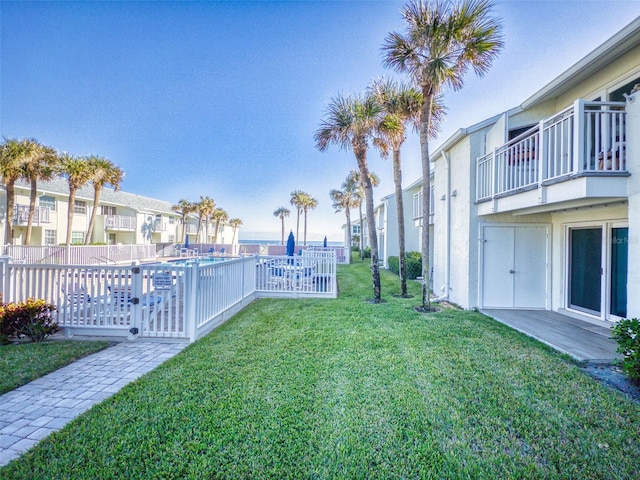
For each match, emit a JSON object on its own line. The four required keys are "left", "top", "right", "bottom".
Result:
{"left": 105, "top": 215, "right": 137, "bottom": 231}
{"left": 476, "top": 100, "right": 628, "bottom": 202}
{"left": 13, "top": 205, "right": 51, "bottom": 225}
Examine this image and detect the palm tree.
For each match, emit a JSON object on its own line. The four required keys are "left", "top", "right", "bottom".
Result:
{"left": 300, "top": 194, "right": 318, "bottom": 246}
{"left": 84, "top": 156, "right": 124, "bottom": 245}
{"left": 229, "top": 218, "right": 242, "bottom": 244}
{"left": 347, "top": 169, "right": 380, "bottom": 260}
{"left": 194, "top": 196, "right": 215, "bottom": 243}
{"left": 0, "top": 138, "right": 40, "bottom": 244}
{"left": 315, "top": 93, "right": 384, "bottom": 302}
{"left": 289, "top": 190, "right": 306, "bottom": 242}
{"left": 212, "top": 208, "right": 228, "bottom": 243}
{"left": 273, "top": 207, "right": 290, "bottom": 245}
{"left": 172, "top": 199, "right": 195, "bottom": 244}
{"left": 329, "top": 174, "right": 359, "bottom": 264}
{"left": 21, "top": 141, "right": 58, "bottom": 245}
{"left": 58, "top": 154, "right": 93, "bottom": 245}
{"left": 369, "top": 77, "right": 445, "bottom": 296}
{"left": 382, "top": 0, "right": 503, "bottom": 308}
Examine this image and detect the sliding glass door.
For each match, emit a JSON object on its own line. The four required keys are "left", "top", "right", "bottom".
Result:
{"left": 569, "top": 227, "right": 602, "bottom": 314}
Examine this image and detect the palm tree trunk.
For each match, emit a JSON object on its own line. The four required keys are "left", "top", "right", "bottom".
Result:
{"left": 393, "top": 149, "right": 408, "bottom": 296}
{"left": 303, "top": 209, "right": 308, "bottom": 246}
{"left": 25, "top": 178, "right": 37, "bottom": 245}
{"left": 181, "top": 216, "right": 186, "bottom": 244}
{"left": 214, "top": 222, "right": 220, "bottom": 243}
{"left": 5, "top": 181, "right": 16, "bottom": 245}
{"left": 196, "top": 218, "right": 203, "bottom": 243}
{"left": 66, "top": 189, "right": 77, "bottom": 245}
{"left": 358, "top": 203, "right": 364, "bottom": 260}
{"left": 281, "top": 217, "right": 285, "bottom": 245}
{"left": 345, "top": 205, "right": 352, "bottom": 264}
{"left": 295, "top": 209, "right": 300, "bottom": 243}
{"left": 356, "top": 150, "right": 381, "bottom": 302}
{"left": 84, "top": 186, "right": 102, "bottom": 245}
{"left": 420, "top": 92, "right": 434, "bottom": 309}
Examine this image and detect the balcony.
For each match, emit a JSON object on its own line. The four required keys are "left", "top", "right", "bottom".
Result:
{"left": 13, "top": 205, "right": 51, "bottom": 225}
{"left": 153, "top": 219, "right": 167, "bottom": 232}
{"left": 105, "top": 215, "right": 137, "bottom": 231}
{"left": 476, "top": 100, "right": 629, "bottom": 215}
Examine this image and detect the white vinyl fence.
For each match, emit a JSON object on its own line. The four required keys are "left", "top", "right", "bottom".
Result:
{"left": 2, "top": 244, "right": 157, "bottom": 265}
{"left": 0, "top": 251, "right": 337, "bottom": 342}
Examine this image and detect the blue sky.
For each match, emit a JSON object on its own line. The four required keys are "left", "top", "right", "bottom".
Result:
{"left": 2, "top": 1, "right": 640, "bottom": 242}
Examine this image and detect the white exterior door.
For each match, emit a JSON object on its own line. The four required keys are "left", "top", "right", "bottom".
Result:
{"left": 482, "top": 225, "right": 548, "bottom": 308}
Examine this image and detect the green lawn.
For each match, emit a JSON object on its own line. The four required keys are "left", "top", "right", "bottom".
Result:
{"left": 0, "top": 339, "right": 111, "bottom": 395}
{"left": 2, "top": 260, "right": 639, "bottom": 479}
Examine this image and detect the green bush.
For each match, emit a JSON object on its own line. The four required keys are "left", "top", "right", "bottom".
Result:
{"left": 388, "top": 256, "right": 399, "bottom": 275}
{"left": 611, "top": 318, "right": 640, "bottom": 383}
{"left": 386, "top": 252, "right": 422, "bottom": 279}
{"left": 363, "top": 247, "right": 371, "bottom": 259}
{"left": 0, "top": 298, "right": 58, "bottom": 344}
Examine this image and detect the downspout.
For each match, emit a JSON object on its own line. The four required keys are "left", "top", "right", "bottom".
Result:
{"left": 431, "top": 150, "right": 451, "bottom": 302}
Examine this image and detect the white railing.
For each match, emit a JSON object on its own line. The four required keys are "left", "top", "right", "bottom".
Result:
{"left": 13, "top": 205, "right": 51, "bottom": 225}
{"left": 2, "top": 244, "right": 157, "bottom": 265}
{"left": 105, "top": 215, "right": 137, "bottom": 231}
{"left": 0, "top": 252, "right": 337, "bottom": 342}
{"left": 477, "top": 100, "right": 627, "bottom": 202}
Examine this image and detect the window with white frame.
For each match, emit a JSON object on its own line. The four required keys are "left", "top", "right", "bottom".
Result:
{"left": 352, "top": 225, "right": 361, "bottom": 234}
{"left": 44, "top": 229, "right": 56, "bottom": 246}
{"left": 101, "top": 205, "right": 117, "bottom": 216}
{"left": 74, "top": 200, "right": 87, "bottom": 214}
{"left": 71, "top": 231, "right": 84, "bottom": 244}
{"left": 169, "top": 217, "right": 176, "bottom": 224}
{"left": 39, "top": 195, "right": 56, "bottom": 211}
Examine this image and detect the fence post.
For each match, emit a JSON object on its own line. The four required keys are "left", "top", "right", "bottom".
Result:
{"left": 129, "top": 262, "right": 143, "bottom": 340}
{"left": 0, "top": 256, "right": 10, "bottom": 302}
{"left": 185, "top": 263, "right": 199, "bottom": 342}
{"left": 574, "top": 99, "right": 585, "bottom": 173}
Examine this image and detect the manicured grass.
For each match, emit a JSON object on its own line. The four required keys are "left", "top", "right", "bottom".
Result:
{"left": 3, "top": 260, "right": 640, "bottom": 478}
{"left": 0, "top": 339, "right": 111, "bottom": 395}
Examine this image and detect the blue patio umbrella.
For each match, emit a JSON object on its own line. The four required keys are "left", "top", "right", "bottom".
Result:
{"left": 184, "top": 235, "right": 190, "bottom": 249}
{"left": 323, "top": 236, "right": 328, "bottom": 248}
{"left": 286, "top": 231, "right": 295, "bottom": 256}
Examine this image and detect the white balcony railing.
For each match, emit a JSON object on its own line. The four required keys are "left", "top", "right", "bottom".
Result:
{"left": 105, "top": 215, "right": 137, "bottom": 231}
{"left": 12, "top": 205, "right": 51, "bottom": 225}
{"left": 476, "top": 100, "right": 627, "bottom": 202}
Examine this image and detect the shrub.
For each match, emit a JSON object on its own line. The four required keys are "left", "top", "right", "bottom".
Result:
{"left": 0, "top": 298, "right": 58, "bottom": 343}
{"left": 386, "top": 253, "right": 422, "bottom": 279}
{"left": 406, "top": 252, "right": 422, "bottom": 280}
{"left": 363, "top": 247, "right": 371, "bottom": 259}
{"left": 388, "top": 256, "right": 399, "bottom": 275}
{"left": 611, "top": 318, "right": 640, "bottom": 383}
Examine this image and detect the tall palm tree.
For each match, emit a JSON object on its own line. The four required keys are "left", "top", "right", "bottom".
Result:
{"left": 315, "top": 93, "right": 384, "bottom": 302}
{"left": 289, "top": 190, "right": 306, "bottom": 242}
{"left": 84, "top": 156, "right": 124, "bottom": 245}
{"left": 0, "top": 138, "right": 39, "bottom": 244}
{"left": 329, "top": 174, "right": 360, "bottom": 264}
{"left": 369, "top": 77, "right": 445, "bottom": 296}
{"left": 273, "top": 207, "right": 290, "bottom": 245}
{"left": 172, "top": 199, "right": 195, "bottom": 244}
{"left": 195, "top": 196, "right": 215, "bottom": 243}
{"left": 347, "top": 169, "right": 380, "bottom": 260}
{"left": 382, "top": 0, "right": 503, "bottom": 308}
{"left": 21, "top": 141, "right": 58, "bottom": 245}
{"left": 229, "top": 218, "right": 243, "bottom": 244}
{"left": 58, "top": 154, "right": 93, "bottom": 245}
{"left": 300, "top": 194, "right": 318, "bottom": 246}
{"left": 212, "top": 208, "right": 228, "bottom": 243}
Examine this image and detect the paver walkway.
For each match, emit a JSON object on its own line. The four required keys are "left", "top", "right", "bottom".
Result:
{"left": 0, "top": 340, "right": 188, "bottom": 467}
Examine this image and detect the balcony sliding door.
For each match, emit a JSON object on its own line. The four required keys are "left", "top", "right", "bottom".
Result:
{"left": 569, "top": 227, "right": 602, "bottom": 314}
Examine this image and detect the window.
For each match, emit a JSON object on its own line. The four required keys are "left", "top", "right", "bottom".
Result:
{"left": 169, "top": 217, "right": 176, "bottom": 224}
{"left": 74, "top": 200, "right": 87, "bottom": 214}
{"left": 352, "top": 225, "right": 361, "bottom": 234}
{"left": 71, "top": 231, "right": 84, "bottom": 244}
{"left": 39, "top": 195, "right": 56, "bottom": 211}
{"left": 44, "top": 230, "right": 56, "bottom": 246}
{"left": 101, "top": 205, "right": 117, "bottom": 216}
{"left": 168, "top": 235, "right": 176, "bottom": 242}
